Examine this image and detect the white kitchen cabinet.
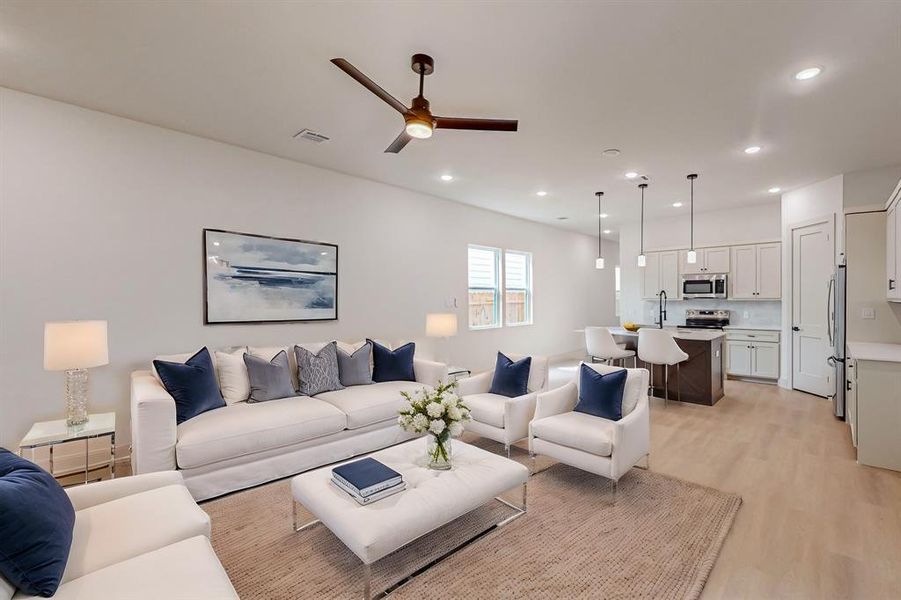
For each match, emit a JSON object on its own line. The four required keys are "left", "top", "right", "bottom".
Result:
{"left": 887, "top": 200, "right": 900, "bottom": 301}
{"left": 730, "top": 243, "right": 781, "bottom": 299}
{"left": 846, "top": 343, "right": 901, "bottom": 472}
{"left": 679, "top": 246, "right": 730, "bottom": 274}
{"left": 641, "top": 251, "right": 680, "bottom": 300}
{"left": 846, "top": 359, "right": 857, "bottom": 447}
{"left": 725, "top": 329, "right": 780, "bottom": 381}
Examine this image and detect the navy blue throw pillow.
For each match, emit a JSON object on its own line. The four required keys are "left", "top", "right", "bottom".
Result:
{"left": 489, "top": 352, "right": 532, "bottom": 398}
{"left": 575, "top": 363, "right": 627, "bottom": 421}
{"left": 153, "top": 347, "right": 225, "bottom": 424}
{"left": 0, "top": 448, "right": 75, "bottom": 597}
{"left": 368, "top": 340, "right": 416, "bottom": 382}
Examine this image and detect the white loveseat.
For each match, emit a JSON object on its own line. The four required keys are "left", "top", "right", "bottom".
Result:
{"left": 1, "top": 471, "right": 236, "bottom": 600}
{"left": 131, "top": 342, "right": 446, "bottom": 500}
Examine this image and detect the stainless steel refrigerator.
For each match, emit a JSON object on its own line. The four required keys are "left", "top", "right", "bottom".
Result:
{"left": 827, "top": 263, "right": 847, "bottom": 419}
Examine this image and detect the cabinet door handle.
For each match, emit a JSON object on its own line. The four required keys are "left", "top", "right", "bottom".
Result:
{"left": 792, "top": 326, "right": 800, "bottom": 331}
{"left": 891, "top": 279, "right": 896, "bottom": 290}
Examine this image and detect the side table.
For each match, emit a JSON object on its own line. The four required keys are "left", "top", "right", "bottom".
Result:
{"left": 19, "top": 412, "right": 116, "bottom": 486}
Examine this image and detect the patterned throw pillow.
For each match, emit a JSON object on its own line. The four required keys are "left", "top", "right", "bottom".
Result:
{"left": 294, "top": 342, "right": 344, "bottom": 396}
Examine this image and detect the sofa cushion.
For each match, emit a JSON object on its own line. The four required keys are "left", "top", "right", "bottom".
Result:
{"left": 463, "top": 393, "right": 507, "bottom": 429}
{"left": 0, "top": 449, "right": 75, "bottom": 597}
{"left": 153, "top": 347, "right": 226, "bottom": 424}
{"left": 369, "top": 340, "right": 415, "bottom": 383}
{"left": 294, "top": 342, "right": 343, "bottom": 396}
{"left": 175, "top": 396, "right": 347, "bottom": 469}
{"left": 575, "top": 363, "right": 626, "bottom": 421}
{"left": 489, "top": 352, "right": 531, "bottom": 398}
{"left": 530, "top": 412, "right": 614, "bottom": 457}
{"left": 248, "top": 346, "right": 298, "bottom": 389}
{"left": 62, "top": 484, "right": 210, "bottom": 584}
{"left": 336, "top": 342, "right": 374, "bottom": 386}
{"left": 17, "top": 537, "right": 237, "bottom": 600}
{"left": 244, "top": 350, "right": 297, "bottom": 402}
{"left": 215, "top": 347, "right": 250, "bottom": 404}
{"left": 315, "top": 381, "right": 428, "bottom": 429}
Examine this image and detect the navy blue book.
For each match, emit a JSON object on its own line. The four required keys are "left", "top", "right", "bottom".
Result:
{"left": 332, "top": 458, "right": 402, "bottom": 497}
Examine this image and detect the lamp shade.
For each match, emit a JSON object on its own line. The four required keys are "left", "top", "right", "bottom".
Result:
{"left": 425, "top": 313, "right": 458, "bottom": 338}
{"left": 44, "top": 320, "right": 109, "bottom": 371}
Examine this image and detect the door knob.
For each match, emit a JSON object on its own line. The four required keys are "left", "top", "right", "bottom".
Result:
{"left": 792, "top": 326, "right": 800, "bottom": 331}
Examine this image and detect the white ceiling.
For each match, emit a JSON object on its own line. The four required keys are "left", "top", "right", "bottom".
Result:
{"left": 2, "top": 1, "right": 900, "bottom": 239}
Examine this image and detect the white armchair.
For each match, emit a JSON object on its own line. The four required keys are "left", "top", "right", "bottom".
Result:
{"left": 456, "top": 354, "right": 549, "bottom": 457}
{"left": 529, "top": 363, "right": 649, "bottom": 496}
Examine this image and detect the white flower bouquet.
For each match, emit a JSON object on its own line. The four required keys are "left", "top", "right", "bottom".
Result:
{"left": 398, "top": 381, "right": 470, "bottom": 470}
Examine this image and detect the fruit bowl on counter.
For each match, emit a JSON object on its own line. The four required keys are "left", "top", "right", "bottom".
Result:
{"left": 622, "top": 322, "right": 640, "bottom": 332}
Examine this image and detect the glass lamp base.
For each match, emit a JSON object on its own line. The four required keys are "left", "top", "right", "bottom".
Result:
{"left": 65, "top": 368, "right": 89, "bottom": 427}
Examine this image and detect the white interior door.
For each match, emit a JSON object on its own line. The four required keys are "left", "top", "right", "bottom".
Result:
{"left": 791, "top": 219, "right": 833, "bottom": 396}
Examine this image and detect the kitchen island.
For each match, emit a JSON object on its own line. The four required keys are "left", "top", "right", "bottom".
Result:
{"left": 609, "top": 326, "right": 726, "bottom": 406}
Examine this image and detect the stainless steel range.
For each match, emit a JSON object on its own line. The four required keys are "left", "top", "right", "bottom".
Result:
{"left": 682, "top": 309, "right": 730, "bottom": 329}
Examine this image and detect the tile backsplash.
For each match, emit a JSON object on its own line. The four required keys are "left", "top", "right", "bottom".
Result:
{"left": 636, "top": 299, "right": 781, "bottom": 328}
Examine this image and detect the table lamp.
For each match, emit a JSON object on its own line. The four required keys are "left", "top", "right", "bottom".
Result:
{"left": 426, "top": 313, "right": 458, "bottom": 367}
{"left": 44, "top": 320, "right": 109, "bottom": 426}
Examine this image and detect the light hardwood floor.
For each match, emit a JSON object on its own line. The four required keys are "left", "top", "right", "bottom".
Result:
{"left": 552, "top": 361, "right": 901, "bottom": 599}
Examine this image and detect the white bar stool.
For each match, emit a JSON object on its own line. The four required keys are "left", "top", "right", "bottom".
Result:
{"left": 585, "top": 326, "right": 637, "bottom": 367}
{"left": 637, "top": 329, "right": 688, "bottom": 406}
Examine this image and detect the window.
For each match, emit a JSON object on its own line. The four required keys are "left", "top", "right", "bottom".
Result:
{"left": 468, "top": 245, "right": 502, "bottom": 329}
{"left": 615, "top": 265, "right": 622, "bottom": 317}
{"left": 504, "top": 250, "right": 533, "bottom": 326}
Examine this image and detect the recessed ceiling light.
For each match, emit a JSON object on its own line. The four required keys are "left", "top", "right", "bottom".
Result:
{"left": 536, "top": 191, "right": 548, "bottom": 197}
{"left": 744, "top": 146, "right": 761, "bottom": 154}
{"left": 213, "top": 242, "right": 220, "bottom": 246}
{"left": 603, "top": 229, "right": 612, "bottom": 234}
{"left": 440, "top": 174, "right": 454, "bottom": 181}
{"left": 672, "top": 202, "right": 683, "bottom": 207}
{"left": 625, "top": 172, "right": 638, "bottom": 179}
{"left": 599, "top": 213, "right": 608, "bottom": 219}
{"left": 768, "top": 187, "right": 781, "bottom": 194}
{"left": 556, "top": 216, "right": 568, "bottom": 220}
{"left": 602, "top": 148, "right": 621, "bottom": 157}
{"left": 320, "top": 251, "right": 328, "bottom": 256}
{"left": 794, "top": 67, "right": 822, "bottom": 81}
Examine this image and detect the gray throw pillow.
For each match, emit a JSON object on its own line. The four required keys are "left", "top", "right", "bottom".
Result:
{"left": 243, "top": 350, "right": 297, "bottom": 402}
{"left": 336, "top": 342, "right": 374, "bottom": 386}
{"left": 294, "top": 342, "right": 344, "bottom": 396}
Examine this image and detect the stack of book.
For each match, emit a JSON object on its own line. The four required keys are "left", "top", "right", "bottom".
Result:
{"left": 331, "top": 457, "right": 405, "bottom": 505}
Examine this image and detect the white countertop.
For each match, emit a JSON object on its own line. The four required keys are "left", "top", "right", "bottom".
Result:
{"left": 723, "top": 325, "right": 782, "bottom": 331}
{"left": 847, "top": 342, "right": 901, "bottom": 363}
{"left": 609, "top": 326, "right": 725, "bottom": 341}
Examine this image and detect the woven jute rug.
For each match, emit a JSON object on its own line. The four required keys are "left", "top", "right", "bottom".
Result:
{"left": 203, "top": 448, "right": 740, "bottom": 600}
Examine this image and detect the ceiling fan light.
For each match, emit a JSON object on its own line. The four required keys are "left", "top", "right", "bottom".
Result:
{"left": 686, "top": 250, "right": 698, "bottom": 264}
{"left": 405, "top": 120, "right": 433, "bottom": 139}
{"left": 596, "top": 257, "right": 605, "bottom": 270}
{"left": 637, "top": 254, "right": 646, "bottom": 268}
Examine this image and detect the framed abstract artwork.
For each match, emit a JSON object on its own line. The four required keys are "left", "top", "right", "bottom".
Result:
{"left": 203, "top": 229, "right": 338, "bottom": 324}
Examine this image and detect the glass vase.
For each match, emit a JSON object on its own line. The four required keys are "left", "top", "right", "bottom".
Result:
{"left": 426, "top": 433, "right": 453, "bottom": 470}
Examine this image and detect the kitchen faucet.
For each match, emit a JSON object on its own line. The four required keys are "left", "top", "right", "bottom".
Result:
{"left": 656, "top": 290, "right": 667, "bottom": 328}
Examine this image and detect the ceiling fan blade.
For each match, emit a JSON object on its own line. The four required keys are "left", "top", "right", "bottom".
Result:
{"left": 331, "top": 58, "right": 409, "bottom": 115}
{"left": 434, "top": 117, "right": 518, "bottom": 132}
{"left": 384, "top": 131, "right": 413, "bottom": 153}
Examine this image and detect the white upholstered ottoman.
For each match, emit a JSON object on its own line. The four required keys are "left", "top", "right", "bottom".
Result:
{"left": 291, "top": 437, "right": 529, "bottom": 599}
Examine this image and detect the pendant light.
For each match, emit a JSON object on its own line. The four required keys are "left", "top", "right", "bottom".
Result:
{"left": 595, "top": 191, "right": 605, "bottom": 269}
{"left": 686, "top": 173, "right": 699, "bottom": 264}
{"left": 637, "top": 183, "right": 648, "bottom": 267}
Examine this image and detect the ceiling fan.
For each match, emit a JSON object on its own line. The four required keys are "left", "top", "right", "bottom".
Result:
{"left": 330, "top": 53, "right": 518, "bottom": 153}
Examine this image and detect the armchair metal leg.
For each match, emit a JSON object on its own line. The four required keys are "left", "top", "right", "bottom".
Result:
{"left": 610, "top": 478, "right": 619, "bottom": 506}
{"left": 362, "top": 563, "right": 372, "bottom": 600}
{"left": 504, "top": 444, "right": 511, "bottom": 459}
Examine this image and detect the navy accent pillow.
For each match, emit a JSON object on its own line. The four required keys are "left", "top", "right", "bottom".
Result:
{"left": 0, "top": 448, "right": 75, "bottom": 597}
{"left": 153, "top": 347, "right": 225, "bottom": 424}
{"left": 575, "top": 363, "right": 627, "bottom": 421}
{"left": 489, "top": 352, "right": 532, "bottom": 398}
{"left": 368, "top": 340, "right": 415, "bottom": 382}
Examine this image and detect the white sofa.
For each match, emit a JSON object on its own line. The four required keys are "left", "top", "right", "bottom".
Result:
{"left": 131, "top": 343, "right": 447, "bottom": 500}
{"left": 456, "top": 354, "right": 549, "bottom": 456}
{"left": 529, "top": 363, "right": 650, "bottom": 487}
{"left": 1, "top": 471, "right": 237, "bottom": 600}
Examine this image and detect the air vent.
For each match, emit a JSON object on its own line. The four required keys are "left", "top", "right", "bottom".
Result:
{"left": 293, "top": 129, "right": 330, "bottom": 143}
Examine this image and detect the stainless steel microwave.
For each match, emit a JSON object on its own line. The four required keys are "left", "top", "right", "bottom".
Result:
{"left": 681, "top": 274, "right": 727, "bottom": 298}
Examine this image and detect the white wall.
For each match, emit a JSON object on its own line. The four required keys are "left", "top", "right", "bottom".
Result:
{"left": 843, "top": 164, "right": 901, "bottom": 210}
{"left": 618, "top": 201, "right": 782, "bottom": 325}
{"left": 0, "top": 89, "right": 614, "bottom": 448}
